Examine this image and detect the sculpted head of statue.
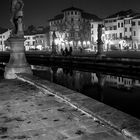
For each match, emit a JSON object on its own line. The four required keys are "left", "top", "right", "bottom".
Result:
{"left": 10, "top": 0, "right": 24, "bottom": 37}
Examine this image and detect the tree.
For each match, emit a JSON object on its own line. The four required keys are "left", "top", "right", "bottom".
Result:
{"left": 25, "top": 25, "right": 36, "bottom": 34}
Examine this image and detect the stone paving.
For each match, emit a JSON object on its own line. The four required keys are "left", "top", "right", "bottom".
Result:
{"left": 0, "top": 78, "right": 130, "bottom": 140}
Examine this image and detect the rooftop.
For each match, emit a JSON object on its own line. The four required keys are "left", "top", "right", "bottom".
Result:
{"left": 82, "top": 12, "right": 102, "bottom": 21}
{"left": 62, "top": 6, "right": 83, "bottom": 12}
{"left": 105, "top": 9, "right": 139, "bottom": 19}
{"left": 0, "top": 27, "right": 8, "bottom": 34}
{"left": 24, "top": 26, "right": 49, "bottom": 36}
{"left": 48, "top": 14, "right": 64, "bottom": 21}
{"left": 49, "top": 6, "right": 101, "bottom": 22}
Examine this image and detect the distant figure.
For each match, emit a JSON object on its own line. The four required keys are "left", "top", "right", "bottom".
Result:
{"left": 80, "top": 47, "right": 82, "bottom": 53}
{"left": 61, "top": 48, "right": 65, "bottom": 56}
{"left": 65, "top": 47, "right": 68, "bottom": 56}
{"left": 10, "top": 0, "right": 24, "bottom": 37}
{"left": 69, "top": 46, "right": 73, "bottom": 55}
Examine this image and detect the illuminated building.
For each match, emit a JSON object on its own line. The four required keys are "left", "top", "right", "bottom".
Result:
{"left": 24, "top": 34, "right": 36, "bottom": 50}
{"left": 49, "top": 7, "right": 101, "bottom": 52}
{"left": 0, "top": 28, "right": 11, "bottom": 51}
{"left": 24, "top": 26, "right": 50, "bottom": 51}
{"left": 103, "top": 9, "right": 140, "bottom": 51}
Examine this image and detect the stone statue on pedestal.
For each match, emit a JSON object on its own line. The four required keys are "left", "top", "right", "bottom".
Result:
{"left": 4, "top": 0, "right": 32, "bottom": 79}
{"left": 10, "top": 0, "right": 24, "bottom": 37}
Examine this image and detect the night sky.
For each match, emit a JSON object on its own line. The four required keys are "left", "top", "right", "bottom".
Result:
{"left": 0, "top": 0, "right": 140, "bottom": 29}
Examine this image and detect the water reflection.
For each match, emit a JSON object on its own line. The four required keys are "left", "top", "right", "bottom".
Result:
{"left": 32, "top": 65, "right": 140, "bottom": 119}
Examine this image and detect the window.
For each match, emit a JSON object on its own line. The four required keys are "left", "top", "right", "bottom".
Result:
{"left": 134, "top": 31, "right": 136, "bottom": 36}
{"left": 75, "top": 11, "right": 77, "bottom": 15}
{"left": 130, "top": 27, "right": 132, "bottom": 32}
{"left": 138, "top": 21, "right": 140, "bottom": 25}
{"left": 33, "top": 41, "right": 35, "bottom": 45}
{"left": 132, "top": 21, "right": 135, "bottom": 26}
{"left": 114, "top": 26, "right": 117, "bottom": 30}
{"left": 120, "top": 33, "right": 122, "bottom": 38}
{"left": 124, "top": 20, "right": 130, "bottom": 24}
{"left": 118, "top": 23, "right": 120, "bottom": 28}
{"left": 121, "top": 23, "right": 123, "bottom": 27}
{"left": 71, "top": 11, "right": 73, "bottom": 15}
{"left": 71, "top": 18, "right": 74, "bottom": 22}
{"left": 125, "top": 28, "right": 127, "bottom": 32}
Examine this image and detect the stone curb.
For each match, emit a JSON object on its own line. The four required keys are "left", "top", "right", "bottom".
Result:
{"left": 16, "top": 73, "right": 140, "bottom": 140}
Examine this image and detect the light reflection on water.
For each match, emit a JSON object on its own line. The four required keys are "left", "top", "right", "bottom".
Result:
{"left": 32, "top": 65, "right": 140, "bottom": 119}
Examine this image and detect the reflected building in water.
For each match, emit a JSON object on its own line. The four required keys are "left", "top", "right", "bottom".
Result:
{"left": 105, "top": 75, "right": 134, "bottom": 90}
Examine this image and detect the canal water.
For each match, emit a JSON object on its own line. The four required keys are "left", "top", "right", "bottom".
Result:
{"left": 32, "top": 65, "right": 140, "bottom": 119}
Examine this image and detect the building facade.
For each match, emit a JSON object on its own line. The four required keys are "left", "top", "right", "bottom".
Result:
{"left": 0, "top": 28, "right": 11, "bottom": 51}
{"left": 103, "top": 9, "right": 140, "bottom": 51}
{"left": 23, "top": 26, "right": 50, "bottom": 51}
{"left": 24, "top": 34, "right": 36, "bottom": 50}
{"left": 0, "top": 26, "right": 50, "bottom": 51}
{"left": 49, "top": 7, "right": 101, "bottom": 52}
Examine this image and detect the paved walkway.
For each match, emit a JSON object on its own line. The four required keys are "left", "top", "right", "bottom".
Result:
{"left": 0, "top": 78, "right": 129, "bottom": 140}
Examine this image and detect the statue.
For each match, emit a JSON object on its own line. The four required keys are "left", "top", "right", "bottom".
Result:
{"left": 10, "top": 0, "right": 24, "bottom": 37}
{"left": 97, "top": 24, "right": 103, "bottom": 42}
{"left": 97, "top": 24, "right": 104, "bottom": 56}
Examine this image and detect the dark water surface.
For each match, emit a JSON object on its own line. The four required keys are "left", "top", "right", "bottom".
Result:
{"left": 32, "top": 65, "right": 140, "bottom": 119}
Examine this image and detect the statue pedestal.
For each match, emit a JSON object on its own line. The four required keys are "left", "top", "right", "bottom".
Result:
{"left": 4, "top": 37, "right": 32, "bottom": 79}
{"left": 96, "top": 40, "right": 105, "bottom": 58}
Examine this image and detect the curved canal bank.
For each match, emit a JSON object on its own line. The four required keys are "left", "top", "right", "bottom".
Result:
{"left": 16, "top": 73, "right": 140, "bottom": 140}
